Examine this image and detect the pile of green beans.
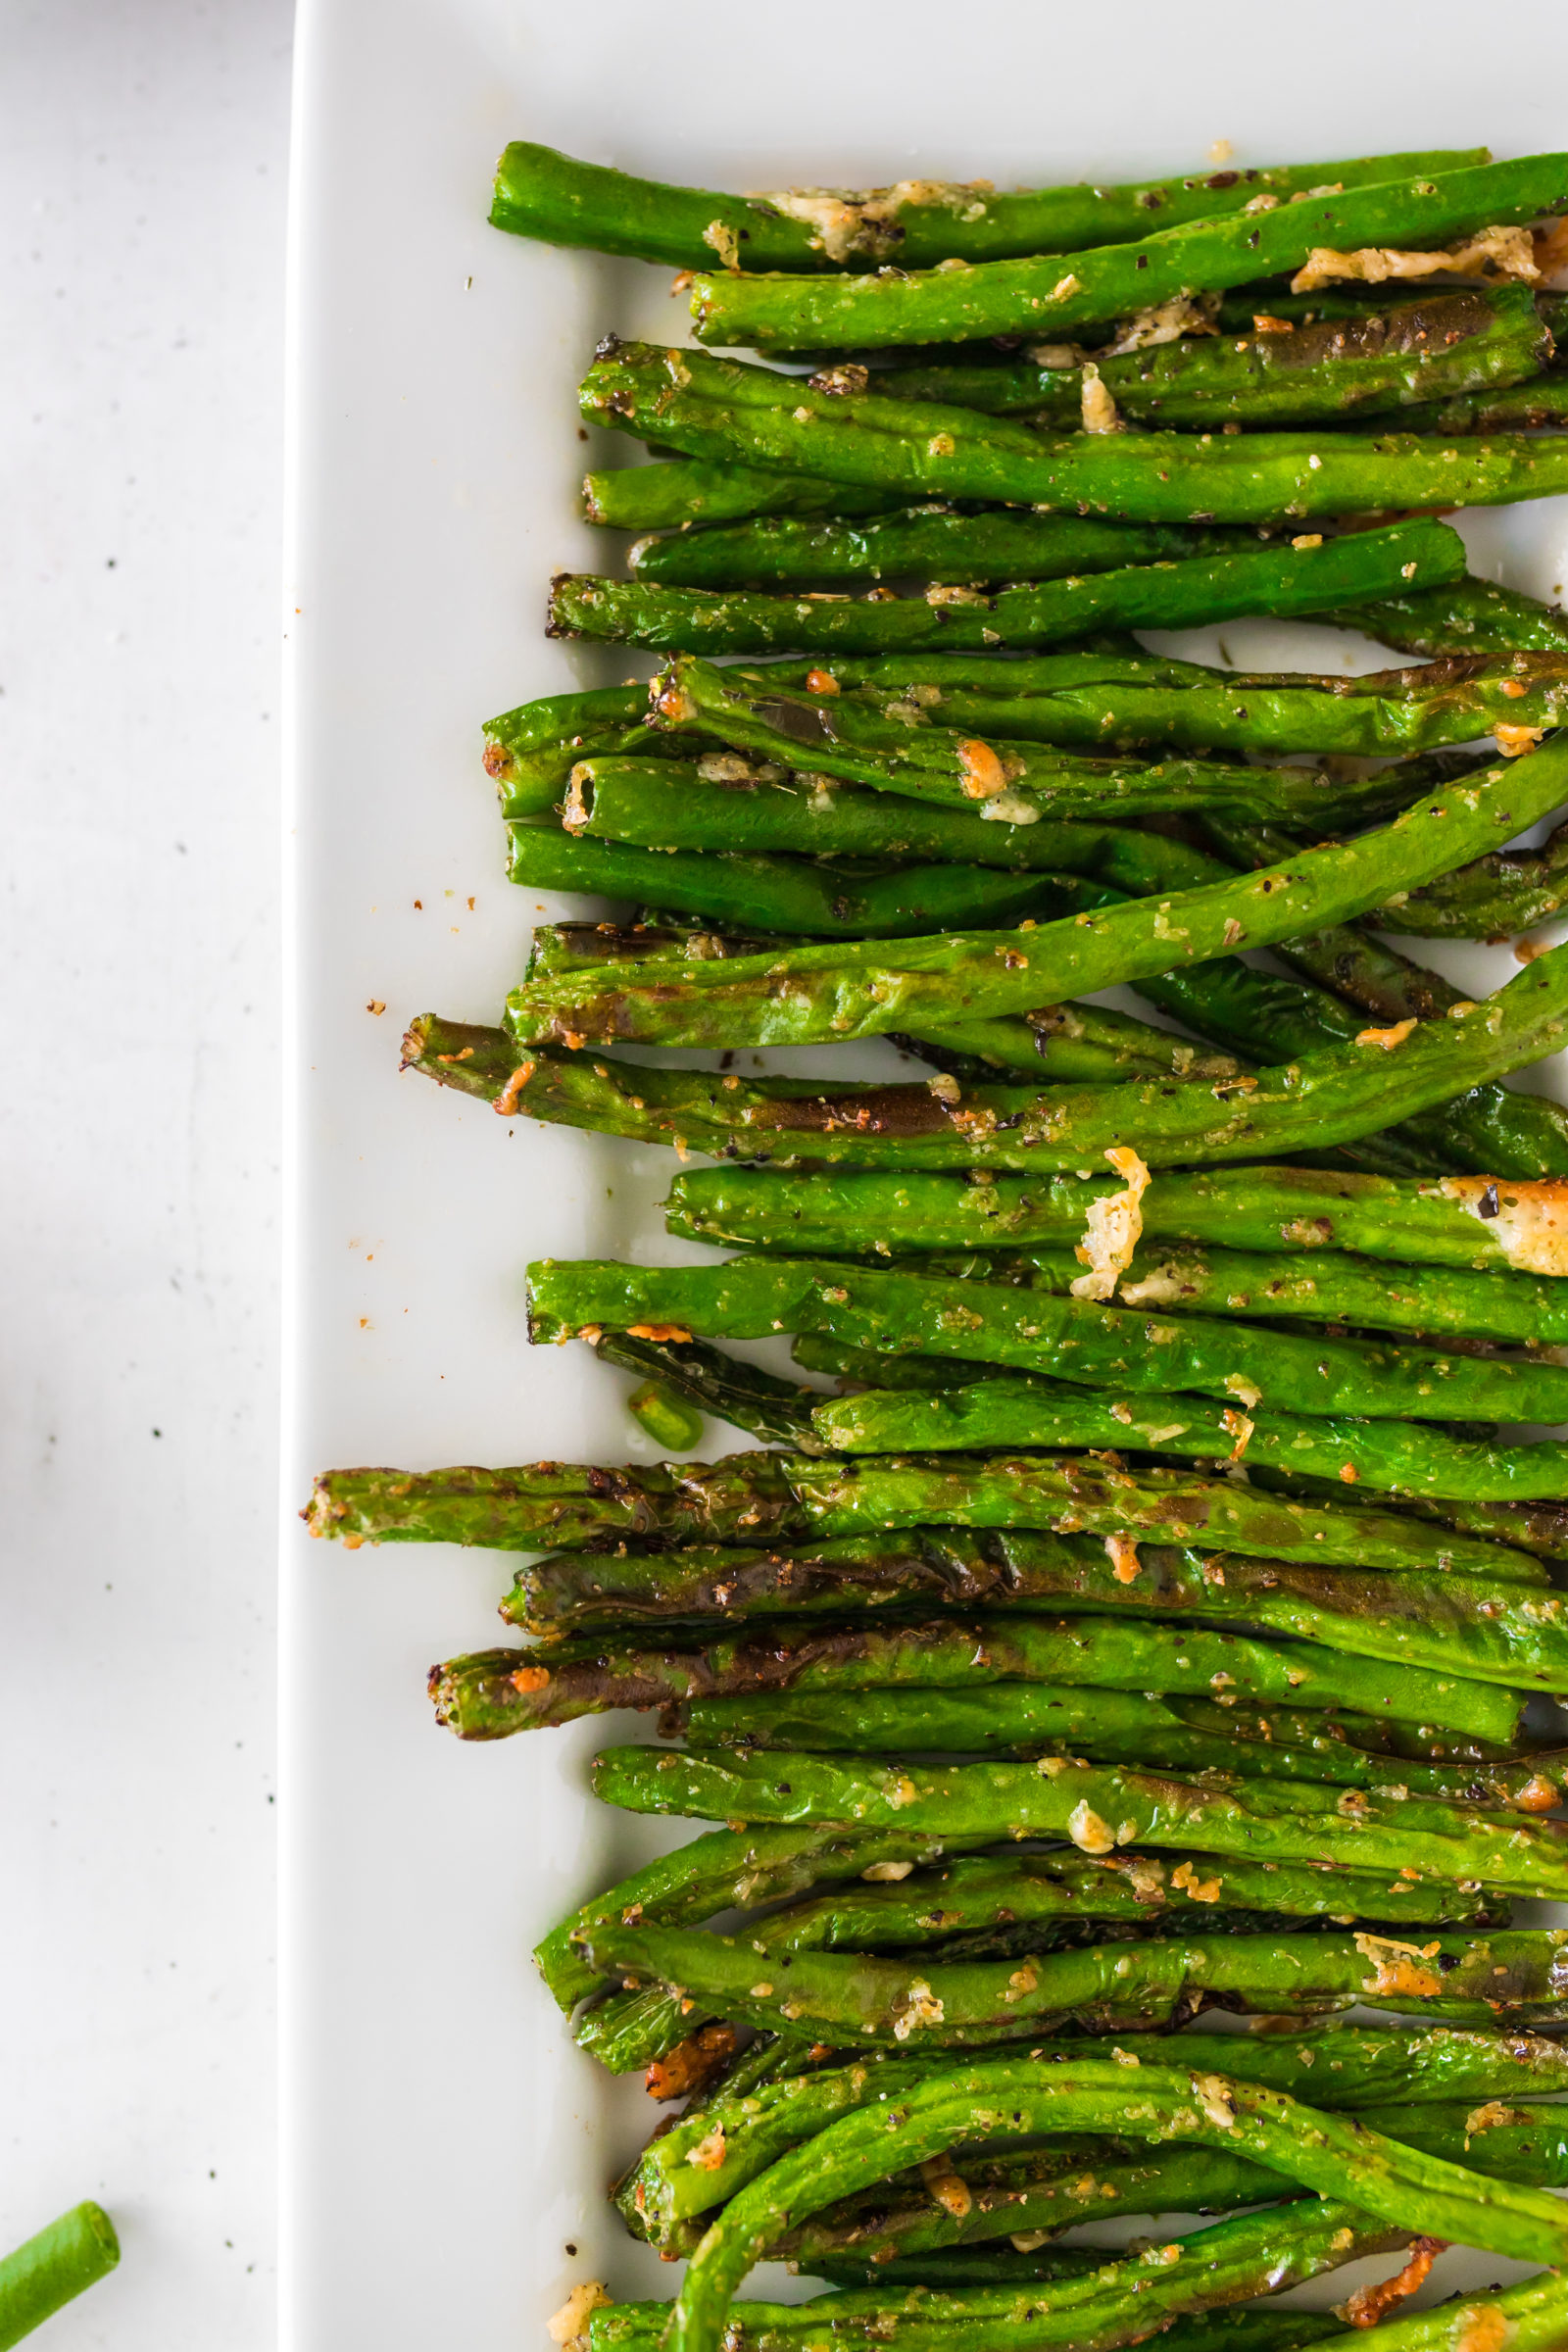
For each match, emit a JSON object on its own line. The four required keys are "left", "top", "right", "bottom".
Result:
{"left": 313, "top": 136, "right": 1568, "bottom": 2336}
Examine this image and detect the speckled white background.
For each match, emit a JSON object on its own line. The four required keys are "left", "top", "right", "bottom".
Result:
{"left": 1, "top": 2, "right": 289, "bottom": 2342}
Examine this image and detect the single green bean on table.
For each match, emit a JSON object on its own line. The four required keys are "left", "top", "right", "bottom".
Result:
{"left": 867, "top": 285, "right": 1548, "bottom": 424}
{"left": 501, "top": 752, "right": 1568, "bottom": 1050}
{"left": 661, "top": 2056, "right": 1568, "bottom": 2352}
{"left": 524, "top": 1249, "right": 1568, "bottom": 1426}
{"left": 627, "top": 509, "right": 1255, "bottom": 589}
{"left": 581, "top": 339, "right": 1568, "bottom": 524}
{"left": 683, "top": 153, "right": 1568, "bottom": 346}
{"left": 430, "top": 1607, "right": 1504, "bottom": 1736}
{"left": 662, "top": 1164, "right": 1568, "bottom": 1273}
{"left": 595, "top": 1745, "right": 1568, "bottom": 1902}
{"left": 489, "top": 141, "right": 1486, "bottom": 270}
{"left": 550, "top": 520, "right": 1468, "bottom": 654}
{"left": 0, "top": 2203, "right": 119, "bottom": 2352}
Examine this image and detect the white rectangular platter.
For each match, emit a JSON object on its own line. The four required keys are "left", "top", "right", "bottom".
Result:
{"left": 282, "top": 5, "right": 1568, "bottom": 2344}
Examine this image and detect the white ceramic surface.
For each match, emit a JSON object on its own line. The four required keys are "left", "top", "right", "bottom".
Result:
{"left": 282, "top": 8, "right": 1568, "bottom": 2345}
{"left": 5, "top": 5, "right": 286, "bottom": 2343}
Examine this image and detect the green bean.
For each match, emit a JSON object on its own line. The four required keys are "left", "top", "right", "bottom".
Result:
{"left": 663, "top": 1164, "right": 1568, "bottom": 1274}
{"left": 503, "top": 756, "right": 1568, "bottom": 1051}
{"left": 665, "top": 2055, "right": 1568, "bottom": 2352}
{"left": 621, "top": 2024, "right": 1568, "bottom": 2243}
{"left": 594, "top": 1746, "right": 1568, "bottom": 1899}
{"left": 490, "top": 142, "right": 1487, "bottom": 271}
{"left": 431, "top": 1607, "right": 1507, "bottom": 1740}
{"left": 525, "top": 1251, "right": 1568, "bottom": 1427}
{"left": 685, "top": 155, "right": 1568, "bottom": 346}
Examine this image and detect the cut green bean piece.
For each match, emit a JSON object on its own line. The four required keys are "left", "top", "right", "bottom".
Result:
{"left": 0, "top": 2203, "right": 119, "bottom": 2351}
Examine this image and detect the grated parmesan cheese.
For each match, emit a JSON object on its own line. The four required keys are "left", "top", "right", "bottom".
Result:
{"left": 1067, "top": 1801, "right": 1117, "bottom": 1854}
{"left": 1436, "top": 1176, "right": 1568, "bottom": 1273}
{"left": 918, "top": 2157, "right": 973, "bottom": 2218}
{"left": 1080, "top": 364, "right": 1123, "bottom": 434}
{"left": 746, "top": 179, "right": 992, "bottom": 264}
{"left": 1070, "top": 1146, "right": 1152, "bottom": 1301}
{"left": 549, "top": 2284, "right": 612, "bottom": 2350}
{"left": 1102, "top": 294, "right": 1219, "bottom": 354}
{"left": 1292, "top": 222, "right": 1538, "bottom": 293}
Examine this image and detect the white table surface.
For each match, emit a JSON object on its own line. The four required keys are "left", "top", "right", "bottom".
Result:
{"left": 1, "top": 1, "right": 290, "bottom": 2340}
